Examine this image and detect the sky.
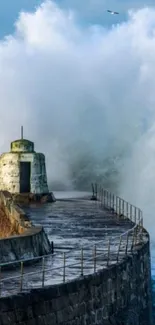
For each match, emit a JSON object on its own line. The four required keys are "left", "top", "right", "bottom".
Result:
{"left": 0, "top": 1, "right": 155, "bottom": 230}
{"left": 0, "top": 0, "right": 154, "bottom": 37}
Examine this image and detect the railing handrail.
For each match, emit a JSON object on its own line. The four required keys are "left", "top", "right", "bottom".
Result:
{"left": 1, "top": 223, "right": 139, "bottom": 283}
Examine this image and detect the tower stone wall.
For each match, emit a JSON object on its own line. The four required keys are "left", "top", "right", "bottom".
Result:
{"left": 0, "top": 138, "right": 49, "bottom": 194}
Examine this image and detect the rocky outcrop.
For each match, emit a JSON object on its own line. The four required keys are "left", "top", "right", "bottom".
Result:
{"left": 0, "top": 191, "right": 32, "bottom": 235}
{"left": 0, "top": 191, "right": 51, "bottom": 264}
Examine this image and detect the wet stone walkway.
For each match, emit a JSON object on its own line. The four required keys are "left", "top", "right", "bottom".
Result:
{"left": 1, "top": 192, "right": 139, "bottom": 296}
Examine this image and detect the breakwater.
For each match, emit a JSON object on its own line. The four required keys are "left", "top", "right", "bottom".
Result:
{"left": 0, "top": 188, "right": 153, "bottom": 324}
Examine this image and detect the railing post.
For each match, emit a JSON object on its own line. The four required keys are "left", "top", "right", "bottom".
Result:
{"left": 42, "top": 257, "right": 45, "bottom": 288}
{"left": 141, "top": 216, "right": 143, "bottom": 228}
{"left": 107, "top": 191, "right": 109, "bottom": 207}
{"left": 105, "top": 191, "right": 107, "bottom": 206}
{"left": 116, "top": 197, "right": 119, "bottom": 216}
{"left": 95, "top": 183, "right": 97, "bottom": 200}
{"left": 63, "top": 252, "right": 66, "bottom": 283}
{"left": 109, "top": 192, "right": 111, "bottom": 209}
{"left": 140, "top": 213, "right": 144, "bottom": 242}
{"left": 130, "top": 205, "right": 132, "bottom": 221}
{"left": 117, "top": 236, "right": 122, "bottom": 262}
{"left": 109, "top": 191, "right": 111, "bottom": 208}
{"left": 119, "top": 198, "right": 121, "bottom": 215}
{"left": 100, "top": 186, "right": 102, "bottom": 206}
{"left": 81, "top": 247, "right": 84, "bottom": 276}
{"left": 126, "top": 202, "right": 129, "bottom": 219}
{"left": 99, "top": 185, "right": 102, "bottom": 203}
{"left": 122, "top": 200, "right": 124, "bottom": 216}
{"left": 103, "top": 190, "right": 106, "bottom": 206}
{"left": 51, "top": 241, "right": 54, "bottom": 254}
{"left": 138, "top": 209, "right": 141, "bottom": 226}
{"left": 125, "top": 232, "right": 129, "bottom": 255}
{"left": 135, "top": 226, "right": 138, "bottom": 244}
{"left": 131, "top": 229, "right": 134, "bottom": 251}
{"left": 116, "top": 196, "right": 118, "bottom": 214}
{"left": 93, "top": 245, "right": 96, "bottom": 272}
{"left": 20, "top": 261, "right": 24, "bottom": 292}
{"left": 92, "top": 183, "right": 95, "bottom": 197}
{"left": 139, "top": 217, "right": 141, "bottom": 227}
{"left": 101, "top": 188, "right": 103, "bottom": 207}
{"left": 106, "top": 191, "right": 108, "bottom": 206}
{"left": 139, "top": 226, "right": 143, "bottom": 242}
{"left": 134, "top": 207, "right": 137, "bottom": 224}
{"left": 107, "top": 239, "right": 110, "bottom": 266}
{"left": 112, "top": 194, "right": 115, "bottom": 212}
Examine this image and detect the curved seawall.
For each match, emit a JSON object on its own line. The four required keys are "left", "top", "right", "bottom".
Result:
{"left": 0, "top": 188, "right": 153, "bottom": 325}
{"left": 0, "top": 235, "right": 152, "bottom": 325}
{"left": 0, "top": 191, "right": 51, "bottom": 263}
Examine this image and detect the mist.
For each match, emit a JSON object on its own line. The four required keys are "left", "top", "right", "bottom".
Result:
{"left": 0, "top": 1, "right": 155, "bottom": 229}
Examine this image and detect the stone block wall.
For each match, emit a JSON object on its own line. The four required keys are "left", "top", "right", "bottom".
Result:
{"left": 0, "top": 226, "right": 51, "bottom": 264}
{"left": 0, "top": 239, "right": 152, "bottom": 325}
{"left": 0, "top": 152, "right": 49, "bottom": 194}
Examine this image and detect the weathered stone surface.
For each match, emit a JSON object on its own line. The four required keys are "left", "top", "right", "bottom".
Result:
{"left": 1, "top": 311, "right": 16, "bottom": 325}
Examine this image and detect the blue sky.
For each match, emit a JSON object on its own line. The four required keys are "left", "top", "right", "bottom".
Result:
{"left": 0, "top": 0, "right": 154, "bottom": 38}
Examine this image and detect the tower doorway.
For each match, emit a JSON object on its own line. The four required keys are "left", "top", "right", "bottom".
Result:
{"left": 20, "top": 162, "right": 31, "bottom": 193}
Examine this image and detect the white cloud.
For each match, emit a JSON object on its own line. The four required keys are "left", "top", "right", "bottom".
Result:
{"left": 0, "top": 1, "right": 155, "bottom": 227}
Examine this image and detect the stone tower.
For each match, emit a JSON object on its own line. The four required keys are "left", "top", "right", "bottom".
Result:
{"left": 0, "top": 127, "right": 49, "bottom": 194}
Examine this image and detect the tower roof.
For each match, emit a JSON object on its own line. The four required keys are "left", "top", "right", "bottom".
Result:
{"left": 10, "top": 139, "right": 34, "bottom": 153}
{"left": 10, "top": 126, "right": 35, "bottom": 153}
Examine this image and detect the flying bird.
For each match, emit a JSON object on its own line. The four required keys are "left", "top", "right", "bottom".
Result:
{"left": 107, "top": 10, "right": 119, "bottom": 15}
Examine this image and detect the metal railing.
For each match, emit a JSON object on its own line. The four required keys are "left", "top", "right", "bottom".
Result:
{"left": 92, "top": 183, "right": 143, "bottom": 225}
{"left": 0, "top": 184, "right": 146, "bottom": 297}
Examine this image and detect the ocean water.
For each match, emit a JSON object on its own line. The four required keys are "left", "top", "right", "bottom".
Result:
{"left": 151, "top": 242, "right": 155, "bottom": 319}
